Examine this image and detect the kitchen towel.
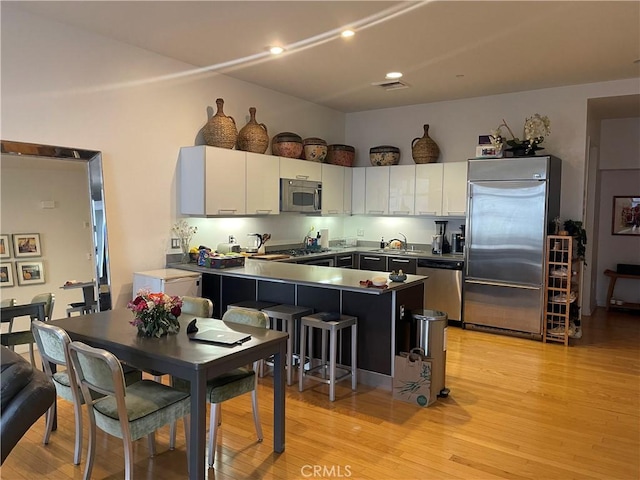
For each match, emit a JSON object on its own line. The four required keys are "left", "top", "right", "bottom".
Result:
{"left": 320, "top": 229, "right": 329, "bottom": 248}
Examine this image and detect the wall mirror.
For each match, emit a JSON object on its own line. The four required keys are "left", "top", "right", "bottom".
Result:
{"left": 0, "top": 140, "right": 111, "bottom": 313}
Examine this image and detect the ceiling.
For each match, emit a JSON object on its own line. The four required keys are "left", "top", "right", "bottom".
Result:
{"left": 8, "top": 1, "right": 640, "bottom": 114}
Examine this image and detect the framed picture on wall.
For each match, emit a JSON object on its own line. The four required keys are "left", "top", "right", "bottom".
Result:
{"left": 0, "top": 262, "right": 15, "bottom": 287}
{"left": 12, "top": 233, "right": 42, "bottom": 257}
{"left": 612, "top": 196, "right": 640, "bottom": 235}
{"left": 16, "top": 261, "right": 45, "bottom": 285}
{"left": 0, "top": 235, "right": 11, "bottom": 259}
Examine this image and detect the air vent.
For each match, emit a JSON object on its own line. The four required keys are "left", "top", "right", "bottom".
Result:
{"left": 371, "top": 80, "right": 410, "bottom": 91}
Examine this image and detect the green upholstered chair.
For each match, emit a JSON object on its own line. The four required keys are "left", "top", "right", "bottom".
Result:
{"left": 0, "top": 298, "right": 16, "bottom": 308}
{"left": 206, "top": 307, "right": 267, "bottom": 466}
{"left": 31, "top": 320, "right": 143, "bottom": 466}
{"left": 68, "top": 341, "right": 191, "bottom": 480}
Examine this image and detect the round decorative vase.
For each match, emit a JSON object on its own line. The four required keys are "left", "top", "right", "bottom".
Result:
{"left": 370, "top": 145, "right": 400, "bottom": 166}
{"left": 202, "top": 98, "right": 238, "bottom": 149}
{"left": 237, "top": 107, "right": 269, "bottom": 154}
{"left": 326, "top": 144, "right": 355, "bottom": 166}
{"left": 302, "top": 137, "right": 327, "bottom": 162}
{"left": 271, "top": 132, "right": 303, "bottom": 158}
{"left": 411, "top": 124, "right": 440, "bottom": 164}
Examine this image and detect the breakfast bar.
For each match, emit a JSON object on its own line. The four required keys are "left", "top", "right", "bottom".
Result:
{"left": 172, "top": 259, "right": 427, "bottom": 387}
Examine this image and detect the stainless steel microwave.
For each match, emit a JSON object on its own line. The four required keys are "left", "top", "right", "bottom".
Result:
{"left": 280, "top": 178, "right": 322, "bottom": 213}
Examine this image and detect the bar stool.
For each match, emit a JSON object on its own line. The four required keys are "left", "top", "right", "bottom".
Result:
{"left": 260, "top": 304, "right": 313, "bottom": 385}
{"left": 299, "top": 312, "right": 357, "bottom": 401}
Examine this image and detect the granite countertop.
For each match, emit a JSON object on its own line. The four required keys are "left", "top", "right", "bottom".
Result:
{"left": 169, "top": 259, "right": 426, "bottom": 295}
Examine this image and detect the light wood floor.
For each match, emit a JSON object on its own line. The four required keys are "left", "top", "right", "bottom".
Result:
{"left": 2, "top": 308, "right": 638, "bottom": 479}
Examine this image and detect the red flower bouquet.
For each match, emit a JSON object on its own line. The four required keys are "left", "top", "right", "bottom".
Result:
{"left": 127, "top": 290, "right": 183, "bottom": 337}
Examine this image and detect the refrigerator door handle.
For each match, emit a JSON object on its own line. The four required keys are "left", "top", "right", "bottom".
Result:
{"left": 465, "top": 279, "right": 540, "bottom": 290}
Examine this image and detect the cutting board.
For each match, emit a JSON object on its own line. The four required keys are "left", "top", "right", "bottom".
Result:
{"left": 251, "top": 254, "right": 291, "bottom": 261}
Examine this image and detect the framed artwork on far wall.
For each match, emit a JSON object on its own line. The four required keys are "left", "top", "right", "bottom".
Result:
{"left": 612, "top": 196, "right": 640, "bottom": 235}
{"left": 0, "top": 235, "right": 11, "bottom": 259}
{"left": 0, "top": 262, "right": 15, "bottom": 287}
{"left": 16, "top": 261, "right": 45, "bottom": 285}
{"left": 13, "top": 233, "right": 42, "bottom": 257}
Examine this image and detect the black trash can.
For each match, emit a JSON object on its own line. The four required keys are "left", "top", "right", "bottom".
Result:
{"left": 412, "top": 309, "right": 449, "bottom": 401}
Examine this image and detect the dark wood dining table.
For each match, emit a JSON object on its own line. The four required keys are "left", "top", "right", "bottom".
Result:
{"left": 49, "top": 308, "right": 288, "bottom": 479}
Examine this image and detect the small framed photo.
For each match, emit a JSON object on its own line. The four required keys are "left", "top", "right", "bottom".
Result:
{"left": 612, "top": 196, "right": 640, "bottom": 235}
{"left": 0, "top": 235, "right": 11, "bottom": 259}
{"left": 16, "top": 261, "right": 45, "bottom": 285}
{"left": 13, "top": 233, "right": 42, "bottom": 257}
{"left": 0, "top": 262, "right": 15, "bottom": 287}
{"left": 475, "top": 145, "right": 503, "bottom": 158}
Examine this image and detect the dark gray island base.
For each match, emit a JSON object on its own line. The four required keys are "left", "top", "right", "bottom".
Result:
{"left": 171, "top": 260, "right": 426, "bottom": 389}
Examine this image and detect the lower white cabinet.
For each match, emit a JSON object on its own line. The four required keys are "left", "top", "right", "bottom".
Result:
{"left": 442, "top": 161, "right": 468, "bottom": 216}
{"left": 180, "top": 146, "right": 246, "bottom": 216}
{"left": 246, "top": 152, "right": 279, "bottom": 215}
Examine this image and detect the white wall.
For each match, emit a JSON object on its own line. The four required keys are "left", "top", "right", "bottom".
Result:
{"left": 1, "top": 6, "right": 346, "bottom": 309}
{"left": 594, "top": 118, "right": 640, "bottom": 306}
{"left": 0, "top": 160, "right": 95, "bottom": 341}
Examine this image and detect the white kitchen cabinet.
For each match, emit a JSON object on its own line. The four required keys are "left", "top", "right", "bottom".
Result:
{"left": 365, "top": 166, "right": 390, "bottom": 215}
{"left": 321, "top": 163, "right": 345, "bottom": 215}
{"left": 343, "top": 167, "right": 352, "bottom": 215}
{"left": 389, "top": 165, "right": 415, "bottom": 215}
{"left": 442, "top": 161, "right": 468, "bottom": 216}
{"left": 415, "top": 163, "right": 444, "bottom": 216}
{"left": 279, "top": 157, "right": 321, "bottom": 182}
{"left": 246, "top": 152, "right": 279, "bottom": 215}
{"left": 351, "top": 167, "right": 366, "bottom": 215}
{"left": 179, "top": 146, "right": 246, "bottom": 216}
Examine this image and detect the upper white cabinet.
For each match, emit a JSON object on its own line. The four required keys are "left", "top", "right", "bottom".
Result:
{"left": 351, "top": 167, "right": 366, "bottom": 215}
{"left": 415, "top": 163, "right": 444, "bottom": 216}
{"left": 442, "top": 161, "right": 468, "bottom": 216}
{"left": 321, "top": 164, "right": 346, "bottom": 215}
{"left": 180, "top": 146, "right": 246, "bottom": 216}
{"left": 343, "top": 167, "right": 353, "bottom": 215}
{"left": 246, "top": 152, "right": 279, "bottom": 215}
{"left": 365, "top": 166, "right": 390, "bottom": 215}
{"left": 279, "top": 157, "right": 321, "bottom": 182}
{"left": 389, "top": 165, "right": 415, "bottom": 215}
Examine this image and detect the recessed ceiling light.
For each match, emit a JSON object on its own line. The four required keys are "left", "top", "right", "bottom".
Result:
{"left": 341, "top": 30, "right": 355, "bottom": 38}
{"left": 269, "top": 46, "right": 284, "bottom": 55}
{"left": 385, "top": 72, "right": 403, "bottom": 80}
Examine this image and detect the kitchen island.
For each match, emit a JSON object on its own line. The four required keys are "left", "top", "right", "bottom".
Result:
{"left": 171, "top": 259, "right": 426, "bottom": 388}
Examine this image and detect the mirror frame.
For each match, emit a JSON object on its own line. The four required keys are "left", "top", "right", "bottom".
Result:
{"left": 1, "top": 140, "right": 111, "bottom": 311}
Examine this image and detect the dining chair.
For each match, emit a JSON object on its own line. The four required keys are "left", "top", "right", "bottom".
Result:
{"left": 3, "top": 294, "right": 54, "bottom": 365}
{"left": 31, "top": 319, "right": 84, "bottom": 464}
{"left": 68, "top": 341, "right": 191, "bottom": 480}
{"left": 173, "top": 307, "right": 267, "bottom": 467}
{"left": 0, "top": 299, "right": 16, "bottom": 350}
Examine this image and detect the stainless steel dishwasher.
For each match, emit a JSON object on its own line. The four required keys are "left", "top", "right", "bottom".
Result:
{"left": 416, "top": 257, "right": 464, "bottom": 322}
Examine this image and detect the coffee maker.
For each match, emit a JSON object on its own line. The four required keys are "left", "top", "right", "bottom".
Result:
{"left": 432, "top": 220, "right": 451, "bottom": 254}
{"left": 452, "top": 225, "right": 465, "bottom": 254}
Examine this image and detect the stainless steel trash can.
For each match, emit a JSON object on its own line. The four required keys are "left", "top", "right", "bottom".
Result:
{"left": 413, "top": 309, "right": 449, "bottom": 402}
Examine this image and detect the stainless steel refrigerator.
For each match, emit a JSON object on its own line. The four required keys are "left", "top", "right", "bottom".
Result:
{"left": 463, "top": 156, "right": 561, "bottom": 336}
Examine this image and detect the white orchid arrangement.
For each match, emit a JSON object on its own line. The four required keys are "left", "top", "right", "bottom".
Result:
{"left": 172, "top": 220, "right": 197, "bottom": 254}
{"left": 490, "top": 114, "right": 551, "bottom": 155}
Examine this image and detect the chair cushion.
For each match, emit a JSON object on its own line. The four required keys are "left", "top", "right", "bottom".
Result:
{"left": 92, "top": 380, "right": 190, "bottom": 441}
{"left": 206, "top": 368, "right": 255, "bottom": 404}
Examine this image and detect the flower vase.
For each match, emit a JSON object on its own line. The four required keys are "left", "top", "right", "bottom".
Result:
{"left": 180, "top": 238, "right": 191, "bottom": 263}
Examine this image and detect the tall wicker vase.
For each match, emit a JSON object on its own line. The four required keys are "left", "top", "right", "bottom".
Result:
{"left": 203, "top": 98, "right": 238, "bottom": 149}
{"left": 411, "top": 124, "right": 440, "bottom": 164}
{"left": 237, "top": 107, "right": 269, "bottom": 154}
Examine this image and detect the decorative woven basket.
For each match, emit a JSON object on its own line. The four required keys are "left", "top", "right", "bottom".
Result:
{"left": 411, "top": 124, "right": 440, "bottom": 164}
{"left": 326, "top": 144, "right": 355, "bottom": 166}
{"left": 237, "top": 107, "right": 269, "bottom": 154}
{"left": 203, "top": 98, "right": 238, "bottom": 149}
